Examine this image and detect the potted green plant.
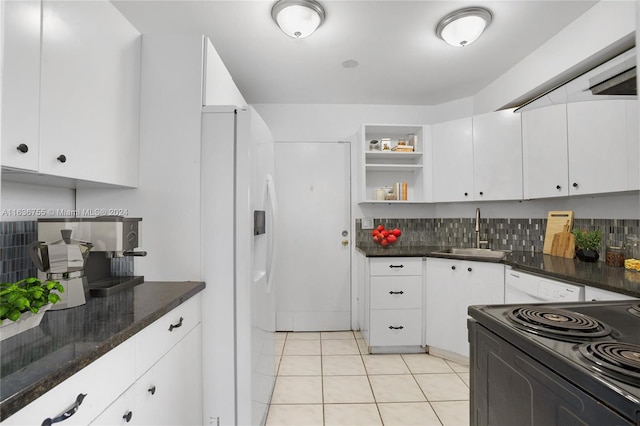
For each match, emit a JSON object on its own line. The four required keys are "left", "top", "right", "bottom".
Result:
{"left": 0, "top": 278, "right": 64, "bottom": 340}
{"left": 572, "top": 228, "right": 602, "bottom": 262}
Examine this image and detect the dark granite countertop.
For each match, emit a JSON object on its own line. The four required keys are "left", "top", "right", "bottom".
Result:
{"left": 356, "top": 245, "right": 640, "bottom": 298}
{"left": 0, "top": 281, "right": 205, "bottom": 420}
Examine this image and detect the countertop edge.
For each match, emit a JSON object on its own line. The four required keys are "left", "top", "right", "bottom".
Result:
{"left": 0, "top": 281, "right": 205, "bottom": 421}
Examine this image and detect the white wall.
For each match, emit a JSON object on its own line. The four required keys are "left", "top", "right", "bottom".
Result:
{"left": 76, "top": 34, "right": 205, "bottom": 281}
{"left": 254, "top": 98, "right": 473, "bottom": 143}
{"left": 1, "top": 181, "right": 75, "bottom": 220}
{"left": 474, "top": 1, "right": 636, "bottom": 114}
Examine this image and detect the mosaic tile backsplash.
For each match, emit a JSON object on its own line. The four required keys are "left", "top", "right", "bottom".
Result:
{"left": 1, "top": 221, "right": 134, "bottom": 283}
{"left": 356, "top": 217, "right": 640, "bottom": 255}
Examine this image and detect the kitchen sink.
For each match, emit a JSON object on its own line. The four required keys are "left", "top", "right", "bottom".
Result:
{"left": 433, "top": 247, "right": 510, "bottom": 260}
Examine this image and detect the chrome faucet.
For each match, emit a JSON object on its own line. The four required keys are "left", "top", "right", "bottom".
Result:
{"left": 475, "top": 208, "right": 489, "bottom": 248}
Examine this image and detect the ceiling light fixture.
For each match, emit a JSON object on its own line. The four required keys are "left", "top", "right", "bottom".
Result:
{"left": 271, "top": 0, "right": 326, "bottom": 39}
{"left": 435, "top": 7, "right": 492, "bottom": 48}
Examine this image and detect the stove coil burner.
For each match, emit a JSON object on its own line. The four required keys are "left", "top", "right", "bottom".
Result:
{"left": 579, "top": 342, "right": 640, "bottom": 385}
{"left": 628, "top": 303, "right": 640, "bottom": 318}
{"left": 506, "top": 307, "right": 612, "bottom": 340}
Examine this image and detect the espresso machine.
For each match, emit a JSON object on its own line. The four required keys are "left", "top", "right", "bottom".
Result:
{"left": 36, "top": 217, "right": 146, "bottom": 298}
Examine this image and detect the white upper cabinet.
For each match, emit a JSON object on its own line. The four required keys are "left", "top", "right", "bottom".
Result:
{"left": 431, "top": 117, "right": 474, "bottom": 202}
{"left": 567, "top": 100, "right": 637, "bottom": 195}
{"left": 1, "top": 0, "right": 41, "bottom": 171}
{"left": 522, "top": 104, "right": 570, "bottom": 199}
{"left": 360, "top": 124, "right": 431, "bottom": 203}
{"left": 432, "top": 111, "right": 522, "bottom": 202}
{"left": 472, "top": 110, "right": 523, "bottom": 201}
{"left": 38, "top": 0, "right": 141, "bottom": 187}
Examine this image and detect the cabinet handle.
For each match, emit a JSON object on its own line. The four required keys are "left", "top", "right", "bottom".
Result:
{"left": 123, "top": 411, "right": 133, "bottom": 423}
{"left": 168, "top": 317, "right": 183, "bottom": 332}
{"left": 57, "top": 154, "right": 67, "bottom": 163}
{"left": 388, "top": 264, "right": 404, "bottom": 269}
{"left": 467, "top": 267, "right": 473, "bottom": 272}
{"left": 388, "top": 325, "right": 404, "bottom": 330}
{"left": 17, "top": 143, "right": 29, "bottom": 153}
{"left": 572, "top": 182, "right": 578, "bottom": 188}
{"left": 389, "top": 291, "right": 404, "bottom": 295}
{"left": 556, "top": 185, "right": 561, "bottom": 190}
{"left": 41, "top": 393, "right": 86, "bottom": 426}
{"left": 464, "top": 192, "right": 468, "bottom": 196}
{"left": 451, "top": 265, "right": 456, "bottom": 270}
{"left": 479, "top": 191, "right": 483, "bottom": 196}
{"left": 148, "top": 385, "right": 156, "bottom": 395}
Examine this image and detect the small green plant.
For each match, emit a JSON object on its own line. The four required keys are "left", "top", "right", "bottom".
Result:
{"left": 572, "top": 228, "right": 602, "bottom": 252}
{"left": 0, "top": 278, "right": 64, "bottom": 324}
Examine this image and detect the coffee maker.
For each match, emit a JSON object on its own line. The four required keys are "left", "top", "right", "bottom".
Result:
{"left": 28, "top": 229, "right": 93, "bottom": 310}
{"left": 36, "top": 217, "right": 146, "bottom": 298}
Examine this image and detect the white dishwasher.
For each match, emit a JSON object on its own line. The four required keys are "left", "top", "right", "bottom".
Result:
{"left": 505, "top": 269, "right": 584, "bottom": 303}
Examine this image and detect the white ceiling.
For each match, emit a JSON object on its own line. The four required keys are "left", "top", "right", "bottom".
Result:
{"left": 111, "top": 0, "right": 599, "bottom": 106}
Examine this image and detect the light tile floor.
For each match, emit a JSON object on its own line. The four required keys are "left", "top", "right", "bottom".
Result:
{"left": 266, "top": 331, "right": 470, "bottom": 426}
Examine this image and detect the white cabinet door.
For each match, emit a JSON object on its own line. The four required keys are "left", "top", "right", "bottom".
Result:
{"left": 522, "top": 104, "right": 570, "bottom": 199}
{"left": 38, "top": 0, "right": 141, "bottom": 187}
{"left": 134, "top": 324, "right": 202, "bottom": 426}
{"left": 567, "top": 100, "right": 629, "bottom": 195}
{"left": 3, "top": 339, "right": 136, "bottom": 426}
{"left": 93, "top": 325, "right": 203, "bottom": 426}
{"left": 426, "top": 258, "right": 504, "bottom": 358}
{"left": 1, "top": 0, "right": 41, "bottom": 171}
{"left": 432, "top": 118, "right": 474, "bottom": 202}
{"left": 626, "top": 100, "right": 639, "bottom": 191}
{"left": 472, "top": 110, "right": 523, "bottom": 201}
{"left": 584, "top": 286, "right": 638, "bottom": 301}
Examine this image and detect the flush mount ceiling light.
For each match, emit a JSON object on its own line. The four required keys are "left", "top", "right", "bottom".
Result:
{"left": 271, "top": 0, "right": 325, "bottom": 38}
{"left": 436, "top": 7, "right": 492, "bottom": 47}
{"left": 271, "top": 0, "right": 326, "bottom": 39}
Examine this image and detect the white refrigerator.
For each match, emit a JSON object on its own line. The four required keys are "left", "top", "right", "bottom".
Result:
{"left": 200, "top": 105, "right": 278, "bottom": 426}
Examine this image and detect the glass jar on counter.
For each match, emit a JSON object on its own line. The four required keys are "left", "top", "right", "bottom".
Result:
{"left": 624, "top": 235, "right": 640, "bottom": 271}
{"left": 605, "top": 245, "right": 625, "bottom": 267}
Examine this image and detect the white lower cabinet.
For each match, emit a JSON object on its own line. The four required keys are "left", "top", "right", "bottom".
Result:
{"left": 425, "top": 258, "right": 504, "bottom": 359}
{"left": 1, "top": 339, "right": 136, "bottom": 426}
{"left": 1, "top": 295, "right": 202, "bottom": 426}
{"left": 91, "top": 324, "right": 202, "bottom": 425}
{"left": 363, "top": 257, "right": 424, "bottom": 353}
{"left": 584, "top": 286, "right": 638, "bottom": 301}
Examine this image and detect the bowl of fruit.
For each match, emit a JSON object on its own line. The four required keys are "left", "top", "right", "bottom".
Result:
{"left": 371, "top": 224, "right": 402, "bottom": 248}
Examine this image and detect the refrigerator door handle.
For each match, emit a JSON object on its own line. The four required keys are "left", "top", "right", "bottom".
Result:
{"left": 266, "top": 174, "right": 278, "bottom": 294}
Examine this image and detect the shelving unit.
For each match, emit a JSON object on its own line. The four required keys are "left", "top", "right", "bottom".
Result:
{"left": 360, "top": 124, "right": 428, "bottom": 203}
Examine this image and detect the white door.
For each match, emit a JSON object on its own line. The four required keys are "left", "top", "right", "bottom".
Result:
{"left": 274, "top": 142, "right": 351, "bottom": 331}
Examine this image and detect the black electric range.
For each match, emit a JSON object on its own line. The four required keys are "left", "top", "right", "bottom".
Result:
{"left": 468, "top": 301, "right": 640, "bottom": 425}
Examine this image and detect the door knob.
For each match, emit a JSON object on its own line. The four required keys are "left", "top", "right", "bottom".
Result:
{"left": 341, "top": 239, "right": 349, "bottom": 246}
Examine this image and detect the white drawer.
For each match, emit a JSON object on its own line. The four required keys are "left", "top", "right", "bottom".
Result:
{"left": 369, "top": 309, "right": 422, "bottom": 347}
{"left": 135, "top": 293, "right": 202, "bottom": 377}
{"left": 369, "top": 257, "right": 422, "bottom": 276}
{"left": 370, "top": 276, "right": 422, "bottom": 309}
{"left": 3, "top": 338, "right": 136, "bottom": 426}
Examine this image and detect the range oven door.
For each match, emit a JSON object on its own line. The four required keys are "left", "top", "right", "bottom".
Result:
{"left": 468, "top": 319, "right": 634, "bottom": 425}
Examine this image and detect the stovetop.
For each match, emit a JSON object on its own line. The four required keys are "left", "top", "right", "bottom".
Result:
{"left": 469, "top": 300, "right": 640, "bottom": 417}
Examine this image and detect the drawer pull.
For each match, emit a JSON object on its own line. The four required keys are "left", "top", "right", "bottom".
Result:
{"left": 41, "top": 393, "right": 86, "bottom": 426}
{"left": 123, "top": 411, "right": 133, "bottom": 423}
{"left": 148, "top": 385, "right": 157, "bottom": 395}
{"left": 388, "top": 325, "right": 404, "bottom": 330}
{"left": 388, "top": 264, "right": 404, "bottom": 269}
{"left": 389, "top": 291, "right": 404, "bottom": 295}
{"left": 168, "top": 317, "right": 184, "bottom": 332}
{"left": 467, "top": 267, "right": 472, "bottom": 272}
